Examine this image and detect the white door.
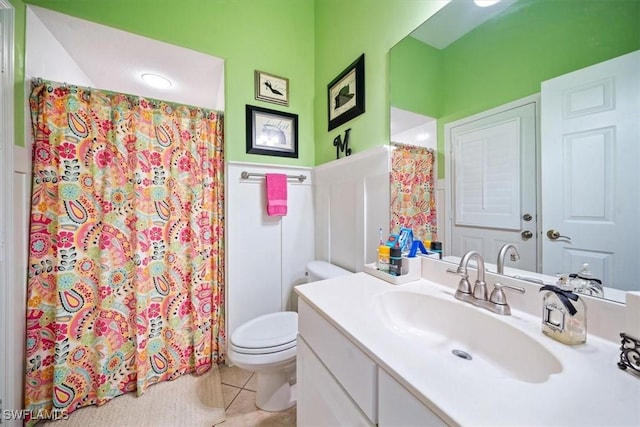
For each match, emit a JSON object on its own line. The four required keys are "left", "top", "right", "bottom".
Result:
{"left": 447, "top": 100, "right": 538, "bottom": 271}
{"left": 541, "top": 50, "right": 640, "bottom": 290}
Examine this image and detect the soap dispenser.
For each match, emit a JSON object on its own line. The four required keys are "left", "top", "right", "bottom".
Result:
{"left": 540, "top": 275, "right": 587, "bottom": 345}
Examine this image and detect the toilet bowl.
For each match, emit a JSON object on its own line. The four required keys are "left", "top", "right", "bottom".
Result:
{"left": 227, "top": 260, "right": 352, "bottom": 411}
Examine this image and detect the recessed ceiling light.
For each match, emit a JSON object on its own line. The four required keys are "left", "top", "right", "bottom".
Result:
{"left": 141, "top": 73, "right": 172, "bottom": 89}
{"left": 474, "top": 0, "right": 501, "bottom": 7}
{"left": 417, "top": 133, "right": 430, "bottom": 141}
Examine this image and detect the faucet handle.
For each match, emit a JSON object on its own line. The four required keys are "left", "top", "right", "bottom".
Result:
{"left": 472, "top": 280, "right": 489, "bottom": 301}
{"left": 489, "top": 282, "right": 525, "bottom": 305}
{"left": 446, "top": 268, "right": 473, "bottom": 299}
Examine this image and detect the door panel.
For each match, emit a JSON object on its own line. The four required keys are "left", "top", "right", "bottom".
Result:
{"left": 449, "top": 101, "right": 538, "bottom": 271}
{"left": 541, "top": 50, "right": 639, "bottom": 289}
{"left": 455, "top": 118, "right": 521, "bottom": 229}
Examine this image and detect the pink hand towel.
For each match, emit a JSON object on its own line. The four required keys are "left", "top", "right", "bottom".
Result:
{"left": 266, "top": 173, "right": 288, "bottom": 216}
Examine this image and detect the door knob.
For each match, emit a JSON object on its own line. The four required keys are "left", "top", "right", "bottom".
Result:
{"left": 521, "top": 230, "right": 533, "bottom": 240}
{"left": 546, "top": 229, "right": 571, "bottom": 241}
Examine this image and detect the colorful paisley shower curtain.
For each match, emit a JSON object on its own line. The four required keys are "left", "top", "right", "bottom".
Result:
{"left": 25, "top": 80, "right": 225, "bottom": 423}
{"left": 390, "top": 143, "right": 437, "bottom": 243}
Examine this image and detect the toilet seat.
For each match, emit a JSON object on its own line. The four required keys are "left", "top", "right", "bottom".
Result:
{"left": 230, "top": 311, "right": 297, "bottom": 355}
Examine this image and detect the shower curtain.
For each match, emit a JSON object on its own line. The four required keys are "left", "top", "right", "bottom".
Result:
{"left": 24, "top": 80, "right": 225, "bottom": 423}
{"left": 390, "top": 143, "right": 437, "bottom": 243}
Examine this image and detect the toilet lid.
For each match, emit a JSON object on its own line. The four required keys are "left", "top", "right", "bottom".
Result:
{"left": 231, "top": 311, "right": 297, "bottom": 355}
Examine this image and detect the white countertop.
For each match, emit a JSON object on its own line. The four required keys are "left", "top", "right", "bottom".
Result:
{"left": 296, "top": 272, "right": 640, "bottom": 426}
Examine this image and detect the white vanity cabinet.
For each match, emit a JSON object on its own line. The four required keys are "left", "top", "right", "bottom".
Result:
{"left": 297, "top": 298, "right": 447, "bottom": 427}
{"left": 297, "top": 299, "right": 377, "bottom": 426}
{"left": 296, "top": 269, "right": 640, "bottom": 427}
{"left": 297, "top": 338, "right": 374, "bottom": 426}
{"left": 378, "top": 368, "right": 446, "bottom": 427}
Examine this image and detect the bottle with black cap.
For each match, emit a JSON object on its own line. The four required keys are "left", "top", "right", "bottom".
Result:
{"left": 389, "top": 244, "right": 403, "bottom": 276}
{"left": 430, "top": 241, "right": 442, "bottom": 259}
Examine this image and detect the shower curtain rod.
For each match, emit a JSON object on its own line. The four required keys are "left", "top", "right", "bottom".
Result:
{"left": 240, "top": 171, "right": 307, "bottom": 183}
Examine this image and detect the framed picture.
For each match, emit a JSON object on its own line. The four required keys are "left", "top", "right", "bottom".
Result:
{"left": 327, "top": 54, "right": 365, "bottom": 131}
{"left": 255, "top": 70, "right": 289, "bottom": 106}
{"left": 246, "top": 105, "right": 298, "bottom": 158}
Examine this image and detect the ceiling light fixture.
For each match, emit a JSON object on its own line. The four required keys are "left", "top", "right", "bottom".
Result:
{"left": 141, "top": 73, "right": 172, "bottom": 89}
{"left": 474, "top": 0, "right": 501, "bottom": 7}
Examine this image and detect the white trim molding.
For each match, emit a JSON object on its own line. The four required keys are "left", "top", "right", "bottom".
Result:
{"left": 0, "top": 1, "right": 18, "bottom": 425}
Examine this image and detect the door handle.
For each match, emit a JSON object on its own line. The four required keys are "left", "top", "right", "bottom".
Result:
{"left": 546, "top": 229, "right": 571, "bottom": 241}
{"left": 521, "top": 230, "right": 533, "bottom": 240}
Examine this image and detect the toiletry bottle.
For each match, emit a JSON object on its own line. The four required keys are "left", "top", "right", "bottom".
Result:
{"left": 377, "top": 245, "right": 390, "bottom": 273}
{"left": 430, "top": 241, "right": 443, "bottom": 259}
{"left": 540, "top": 275, "right": 587, "bottom": 345}
{"left": 389, "top": 246, "right": 403, "bottom": 276}
{"left": 570, "top": 263, "right": 604, "bottom": 297}
{"left": 570, "top": 263, "right": 591, "bottom": 291}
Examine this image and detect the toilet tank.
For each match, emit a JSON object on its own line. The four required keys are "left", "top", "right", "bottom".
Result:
{"left": 306, "top": 260, "right": 352, "bottom": 282}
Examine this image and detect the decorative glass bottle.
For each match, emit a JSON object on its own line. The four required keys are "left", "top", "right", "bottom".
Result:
{"left": 570, "top": 263, "right": 604, "bottom": 297}
{"left": 540, "top": 275, "right": 587, "bottom": 345}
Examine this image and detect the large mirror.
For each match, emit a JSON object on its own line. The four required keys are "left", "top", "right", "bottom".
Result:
{"left": 390, "top": 0, "right": 640, "bottom": 303}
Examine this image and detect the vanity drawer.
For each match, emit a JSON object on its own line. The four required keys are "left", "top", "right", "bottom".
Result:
{"left": 298, "top": 299, "right": 377, "bottom": 423}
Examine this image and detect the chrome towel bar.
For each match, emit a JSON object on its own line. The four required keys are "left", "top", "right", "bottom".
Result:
{"left": 240, "top": 171, "right": 307, "bottom": 183}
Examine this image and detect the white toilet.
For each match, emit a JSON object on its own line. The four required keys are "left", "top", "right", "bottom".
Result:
{"left": 227, "top": 260, "right": 352, "bottom": 411}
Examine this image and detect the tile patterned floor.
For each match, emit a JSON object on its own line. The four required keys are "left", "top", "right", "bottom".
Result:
{"left": 214, "top": 365, "right": 296, "bottom": 427}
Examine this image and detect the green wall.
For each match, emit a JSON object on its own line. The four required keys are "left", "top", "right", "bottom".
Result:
{"left": 16, "top": 0, "right": 635, "bottom": 170}
{"left": 11, "top": 0, "right": 450, "bottom": 167}
{"left": 313, "top": 0, "right": 448, "bottom": 165}
{"left": 390, "top": 0, "right": 640, "bottom": 178}
{"left": 9, "top": 0, "right": 25, "bottom": 149}
{"left": 389, "top": 36, "right": 442, "bottom": 118}
{"left": 13, "top": 0, "right": 316, "bottom": 166}
{"left": 441, "top": 0, "right": 639, "bottom": 119}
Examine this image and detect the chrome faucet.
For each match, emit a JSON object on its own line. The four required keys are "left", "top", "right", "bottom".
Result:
{"left": 447, "top": 250, "right": 487, "bottom": 303}
{"left": 447, "top": 250, "right": 525, "bottom": 315}
{"left": 497, "top": 243, "right": 520, "bottom": 274}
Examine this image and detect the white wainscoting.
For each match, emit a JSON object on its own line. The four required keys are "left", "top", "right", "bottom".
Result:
{"left": 313, "top": 146, "right": 392, "bottom": 273}
{"left": 225, "top": 162, "right": 314, "bottom": 341}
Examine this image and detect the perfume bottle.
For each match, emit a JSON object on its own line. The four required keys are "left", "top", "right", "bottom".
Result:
{"left": 540, "top": 275, "right": 587, "bottom": 345}
{"left": 570, "top": 263, "right": 604, "bottom": 297}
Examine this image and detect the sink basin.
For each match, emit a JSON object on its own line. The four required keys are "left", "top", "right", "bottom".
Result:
{"left": 372, "top": 290, "right": 562, "bottom": 383}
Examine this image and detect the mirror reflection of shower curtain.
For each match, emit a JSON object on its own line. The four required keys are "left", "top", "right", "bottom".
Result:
{"left": 390, "top": 143, "right": 437, "bottom": 243}
{"left": 24, "top": 79, "right": 225, "bottom": 424}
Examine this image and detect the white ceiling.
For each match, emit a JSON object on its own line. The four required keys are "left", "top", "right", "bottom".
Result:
{"left": 390, "top": 106, "right": 435, "bottom": 136}
{"left": 410, "top": 0, "right": 517, "bottom": 49}
{"left": 28, "top": 6, "right": 224, "bottom": 111}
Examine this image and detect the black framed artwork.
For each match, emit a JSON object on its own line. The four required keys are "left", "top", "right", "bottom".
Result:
{"left": 246, "top": 105, "right": 298, "bottom": 158}
{"left": 327, "top": 54, "right": 365, "bottom": 131}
